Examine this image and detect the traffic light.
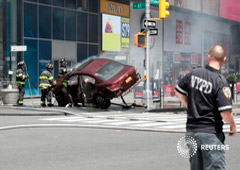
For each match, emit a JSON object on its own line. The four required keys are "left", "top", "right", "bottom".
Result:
{"left": 134, "top": 32, "right": 146, "bottom": 48}
{"left": 159, "top": 0, "right": 170, "bottom": 19}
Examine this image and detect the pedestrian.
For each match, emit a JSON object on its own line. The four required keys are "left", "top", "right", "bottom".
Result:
{"left": 58, "top": 58, "right": 67, "bottom": 77}
{"left": 16, "top": 61, "right": 28, "bottom": 106}
{"left": 175, "top": 45, "right": 237, "bottom": 170}
{"left": 39, "top": 63, "right": 54, "bottom": 107}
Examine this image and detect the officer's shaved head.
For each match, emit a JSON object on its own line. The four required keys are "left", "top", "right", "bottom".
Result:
{"left": 209, "top": 45, "right": 225, "bottom": 62}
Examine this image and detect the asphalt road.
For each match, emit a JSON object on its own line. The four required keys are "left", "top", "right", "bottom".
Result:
{"left": 0, "top": 106, "right": 239, "bottom": 170}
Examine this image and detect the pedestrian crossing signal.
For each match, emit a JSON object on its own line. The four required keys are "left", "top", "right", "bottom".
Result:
{"left": 134, "top": 32, "right": 146, "bottom": 48}
{"left": 143, "top": 74, "right": 147, "bottom": 80}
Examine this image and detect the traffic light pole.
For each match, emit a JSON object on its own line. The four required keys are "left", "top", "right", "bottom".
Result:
{"left": 145, "top": 0, "right": 151, "bottom": 110}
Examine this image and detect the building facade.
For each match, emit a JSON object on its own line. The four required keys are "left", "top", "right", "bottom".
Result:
{"left": 1, "top": 0, "right": 240, "bottom": 96}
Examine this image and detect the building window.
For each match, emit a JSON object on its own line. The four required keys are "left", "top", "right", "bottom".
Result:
{"left": 65, "top": 0, "right": 76, "bottom": 9}
{"left": 89, "top": 14, "right": 98, "bottom": 43}
{"left": 89, "top": 0, "right": 99, "bottom": 13}
{"left": 77, "top": 43, "right": 87, "bottom": 62}
{"left": 39, "top": 0, "right": 51, "bottom": 4}
{"left": 53, "top": 8, "right": 64, "bottom": 40}
{"left": 77, "top": 12, "right": 87, "bottom": 42}
{"left": 39, "top": 5, "right": 51, "bottom": 39}
{"left": 39, "top": 40, "right": 52, "bottom": 77}
{"left": 24, "top": 3, "right": 37, "bottom": 38}
{"left": 77, "top": 0, "right": 89, "bottom": 11}
{"left": 25, "top": 0, "right": 37, "bottom": 2}
{"left": 24, "top": 39, "right": 38, "bottom": 95}
{"left": 65, "top": 10, "right": 76, "bottom": 41}
{"left": 53, "top": 0, "right": 64, "bottom": 7}
{"left": 89, "top": 45, "right": 98, "bottom": 57}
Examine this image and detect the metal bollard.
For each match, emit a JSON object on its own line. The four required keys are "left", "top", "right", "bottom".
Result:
{"left": 234, "top": 84, "right": 237, "bottom": 104}
{"left": 160, "top": 88, "right": 164, "bottom": 108}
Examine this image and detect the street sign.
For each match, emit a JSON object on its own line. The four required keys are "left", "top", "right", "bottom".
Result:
{"left": 133, "top": 1, "right": 159, "bottom": 9}
{"left": 11, "top": 45, "right": 27, "bottom": 52}
{"left": 132, "top": 2, "right": 145, "bottom": 9}
{"left": 150, "top": 0, "right": 159, "bottom": 5}
{"left": 144, "top": 20, "right": 156, "bottom": 28}
{"left": 149, "top": 28, "right": 158, "bottom": 36}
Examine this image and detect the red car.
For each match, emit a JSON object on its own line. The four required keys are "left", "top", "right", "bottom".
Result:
{"left": 53, "top": 58, "right": 141, "bottom": 109}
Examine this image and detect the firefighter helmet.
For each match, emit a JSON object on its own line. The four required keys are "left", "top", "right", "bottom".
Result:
{"left": 46, "top": 63, "right": 54, "bottom": 69}
{"left": 60, "top": 58, "right": 66, "bottom": 64}
{"left": 17, "top": 61, "right": 25, "bottom": 67}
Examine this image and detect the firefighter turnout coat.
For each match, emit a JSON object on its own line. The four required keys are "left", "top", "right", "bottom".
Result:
{"left": 39, "top": 69, "right": 54, "bottom": 89}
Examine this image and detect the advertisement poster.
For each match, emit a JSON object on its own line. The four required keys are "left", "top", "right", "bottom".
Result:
{"left": 176, "top": 20, "right": 183, "bottom": 45}
{"left": 202, "top": 0, "right": 219, "bottom": 16}
{"left": 102, "top": 14, "right": 121, "bottom": 51}
{"left": 191, "top": 54, "right": 201, "bottom": 65}
{"left": 184, "top": 21, "right": 191, "bottom": 45}
{"left": 220, "top": 0, "right": 240, "bottom": 22}
{"left": 121, "top": 18, "right": 130, "bottom": 48}
{"left": 173, "top": 53, "right": 181, "bottom": 63}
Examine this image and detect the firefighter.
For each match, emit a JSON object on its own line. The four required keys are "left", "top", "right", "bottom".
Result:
{"left": 39, "top": 63, "right": 54, "bottom": 107}
{"left": 58, "top": 58, "right": 67, "bottom": 77}
{"left": 16, "top": 61, "right": 28, "bottom": 106}
{"left": 57, "top": 58, "right": 72, "bottom": 106}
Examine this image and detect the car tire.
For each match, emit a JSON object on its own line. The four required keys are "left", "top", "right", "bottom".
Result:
{"left": 95, "top": 95, "right": 111, "bottom": 109}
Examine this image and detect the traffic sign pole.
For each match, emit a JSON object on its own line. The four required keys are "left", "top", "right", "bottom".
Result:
{"left": 145, "top": 0, "right": 151, "bottom": 110}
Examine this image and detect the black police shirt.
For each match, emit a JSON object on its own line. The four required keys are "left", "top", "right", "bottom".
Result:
{"left": 175, "top": 65, "right": 232, "bottom": 133}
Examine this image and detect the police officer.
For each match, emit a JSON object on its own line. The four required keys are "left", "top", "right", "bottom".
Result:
{"left": 58, "top": 59, "right": 67, "bottom": 77}
{"left": 175, "top": 45, "right": 236, "bottom": 170}
{"left": 39, "top": 63, "right": 54, "bottom": 107}
{"left": 16, "top": 61, "right": 28, "bottom": 106}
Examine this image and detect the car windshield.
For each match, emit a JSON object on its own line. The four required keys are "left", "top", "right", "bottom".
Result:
{"left": 95, "top": 60, "right": 125, "bottom": 81}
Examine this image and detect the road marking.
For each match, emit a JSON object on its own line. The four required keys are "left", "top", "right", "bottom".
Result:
{"left": 39, "top": 114, "right": 240, "bottom": 133}
{"left": 105, "top": 120, "right": 150, "bottom": 126}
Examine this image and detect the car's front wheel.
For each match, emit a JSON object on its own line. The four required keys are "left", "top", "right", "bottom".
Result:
{"left": 94, "top": 95, "right": 111, "bottom": 109}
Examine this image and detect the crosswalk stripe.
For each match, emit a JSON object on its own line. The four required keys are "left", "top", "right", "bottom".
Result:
{"left": 39, "top": 113, "right": 240, "bottom": 132}
{"left": 82, "top": 119, "right": 121, "bottom": 124}
{"left": 41, "top": 116, "right": 83, "bottom": 121}
{"left": 105, "top": 120, "right": 150, "bottom": 126}
{"left": 59, "top": 118, "right": 95, "bottom": 122}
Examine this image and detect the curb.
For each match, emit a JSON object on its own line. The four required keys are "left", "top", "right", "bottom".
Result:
{"left": 147, "top": 107, "right": 186, "bottom": 113}
{"left": 0, "top": 106, "right": 74, "bottom": 116}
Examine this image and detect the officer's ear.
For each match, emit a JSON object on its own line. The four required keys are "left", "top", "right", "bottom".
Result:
{"left": 207, "top": 55, "right": 211, "bottom": 62}
{"left": 223, "top": 56, "right": 227, "bottom": 62}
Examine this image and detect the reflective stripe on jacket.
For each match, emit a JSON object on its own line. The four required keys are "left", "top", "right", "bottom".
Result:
{"left": 16, "top": 68, "right": 27, "bottom": 85}
{"left": 58, "top": 67, "right": 67, "bottom": 77}
{"left": 39, "top": 69, "right": 54, "bottom": 89}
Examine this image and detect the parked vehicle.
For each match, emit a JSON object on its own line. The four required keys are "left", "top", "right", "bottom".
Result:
{"left": 53, "top": 58, "right": 141, "bottom": 109}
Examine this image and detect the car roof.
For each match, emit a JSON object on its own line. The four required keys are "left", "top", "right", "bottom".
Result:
{"left": 77, "top": 58, "right": 110, "bottom": 74}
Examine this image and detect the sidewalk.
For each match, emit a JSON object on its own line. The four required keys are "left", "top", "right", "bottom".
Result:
{"left": 1, "top": 96, "right": 240, "bottom": 116}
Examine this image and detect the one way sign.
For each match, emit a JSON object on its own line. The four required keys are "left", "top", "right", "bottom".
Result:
{"left": 149, "top": 28, "right": 158, "bottom": 36}
{"left": 144, "top": 20, "right": 156, "bottom": 28}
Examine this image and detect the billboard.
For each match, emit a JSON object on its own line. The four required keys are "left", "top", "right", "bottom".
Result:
{"left": 102, "top": 14, "right": 121, "bottom": 51}
{"left": 169, "top": 0, "right": 201, "bottom": 12}
{"left": 121, "top": 18, "right": 130, "bottom": 48}
{"left": 220, "top": 0, "right": 240, "bottom": 22}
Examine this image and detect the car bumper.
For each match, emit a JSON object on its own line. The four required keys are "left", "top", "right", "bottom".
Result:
{"left": 121, "top": 75, "right": 141, "bottom": 96}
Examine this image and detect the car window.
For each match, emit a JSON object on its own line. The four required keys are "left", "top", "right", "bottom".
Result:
{"left": 94, "top": 60, "right": 125, "bottom": 81}
{"left": 82, "top": 75, "right": 95, "bottom": 84}
{"left": 68, "top": 75, "right": 78, "bottom": 86}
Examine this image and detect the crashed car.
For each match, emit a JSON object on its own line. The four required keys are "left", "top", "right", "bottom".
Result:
{"left": 53, "top": 58, "right": 141, "bottom": 109}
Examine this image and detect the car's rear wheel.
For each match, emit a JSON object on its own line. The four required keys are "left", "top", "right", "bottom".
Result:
{"left": 94, "top": 95, "right": 111, "bottom": 109}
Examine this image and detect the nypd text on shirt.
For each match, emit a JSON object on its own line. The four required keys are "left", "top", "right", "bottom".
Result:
{"left": 191, "top": 75, "right": 212, "bottom": 94}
